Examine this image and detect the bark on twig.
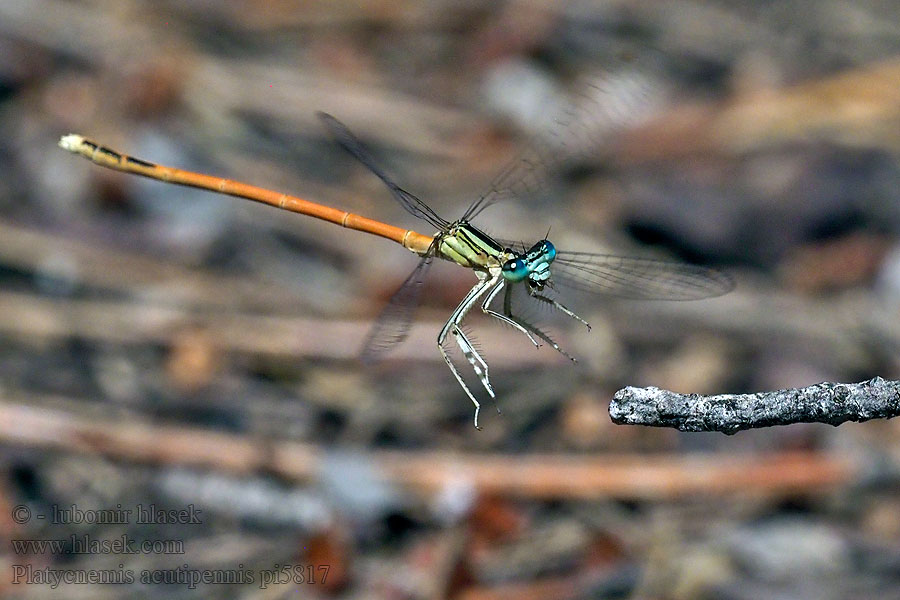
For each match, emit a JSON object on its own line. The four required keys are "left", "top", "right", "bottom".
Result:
{"left": 610, "top": 376, "right": 900, "bottom": 434}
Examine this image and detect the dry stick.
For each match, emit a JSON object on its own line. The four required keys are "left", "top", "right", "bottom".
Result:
{"left": 610, "top": 377, "right": 900, "bottom": 434}
{"left": 0, "top": 399, "right": 854, "bottom": 500}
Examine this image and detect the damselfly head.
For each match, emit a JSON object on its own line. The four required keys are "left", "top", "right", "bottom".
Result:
{"left": 523, "top": 239, "right": 556, "bottom": 263}
{"left": 538, "top": 239, "right": 556, "bottom": 261}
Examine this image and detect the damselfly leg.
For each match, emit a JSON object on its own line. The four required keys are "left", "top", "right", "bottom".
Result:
{"left": 528, "top": 289, "right": 592, "bottom": 331}
{"left": 480, "top": 280, "right": 540, "bottom": 349}
{"left": 437, "top": 272, "right": 503, "bottom": 429}
{"left": 501, "top": 284, "right": 578, "bottom": 363}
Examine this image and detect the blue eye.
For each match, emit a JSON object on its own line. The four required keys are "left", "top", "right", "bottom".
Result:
{"left": 542, "top": 240, "right": 556, "bottom": 261}
{"left": 501, "top": 258, "right": 529, "bottom": 282}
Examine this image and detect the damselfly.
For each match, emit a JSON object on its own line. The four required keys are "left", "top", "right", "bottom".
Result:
{"left": 59, "top": 111, "right": 732, "bottom": 429}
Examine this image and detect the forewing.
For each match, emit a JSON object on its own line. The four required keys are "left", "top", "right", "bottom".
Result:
{"left": 551, "top": 252, "right": 734, "bottom": 300}
{"left": 360, "top": 255, "right": 433, "bottom": 363}
{"left": 318, "top": 112, "right": 449, "bottom": 230}
{"left": 463, "top": 56, "right": 663, "bottom": 222}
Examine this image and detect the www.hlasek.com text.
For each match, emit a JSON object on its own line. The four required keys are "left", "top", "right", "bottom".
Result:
{"left": 12, "top": 534, "right": 184, "bottom": 556}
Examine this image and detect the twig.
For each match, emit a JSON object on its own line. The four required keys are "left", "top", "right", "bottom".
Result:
{"left": 0, "top": 395, "right": 854, "bottom": 499}
{"left": 610, "top": 376, "right": 900, "bottom": 434}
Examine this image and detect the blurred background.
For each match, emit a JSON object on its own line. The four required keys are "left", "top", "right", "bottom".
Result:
{"left": 2, "top": 0, "right": 900, "bottom": 598}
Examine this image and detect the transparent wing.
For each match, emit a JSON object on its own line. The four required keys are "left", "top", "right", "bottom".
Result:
{"left": 360, "top": 255, "right": 434, "bottom": 363}
{"left": 462, "top": 56, "right": 663, "bottom": 222}
{"left": 551, "top": 252, "right": 734, "bottom": 300}
{"left": 317, "top": 112, "right": 449, "bottom": 231}
{"left": 462, "top": 147, "right": 552, "bottom": 221}
{"left": 493, "top": 237, "right": 530, "bottom": 253}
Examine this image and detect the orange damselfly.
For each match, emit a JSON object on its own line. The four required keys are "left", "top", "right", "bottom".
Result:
{"left": 60, "top": 111, "right": 732, "bottom": 429}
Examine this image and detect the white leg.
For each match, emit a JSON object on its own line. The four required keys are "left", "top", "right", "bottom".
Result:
{"left": 438, "top": 344, "right": 484, "bottom": 429}
{"left": 506, "top": 286, "right": 578, "bottom": 362}
{"left": 481, "top": 280, "right": 539, "bottom": 348}
{"left": 452, "top": 326, "right": 494, "bottom": 396}
{"left": 530, "top": 290, "right": 591, "bottom": 330}
{"left": 437, "top": 275, "right": 498, "bottom": 429}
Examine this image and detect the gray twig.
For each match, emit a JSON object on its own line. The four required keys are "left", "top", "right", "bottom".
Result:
{"left": 610, "top": 377, "right": 900, "bottom": 434}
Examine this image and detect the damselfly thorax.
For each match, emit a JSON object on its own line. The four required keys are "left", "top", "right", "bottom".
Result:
{"left": 436, "top": 221, "right": 511, "bottom": 272}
